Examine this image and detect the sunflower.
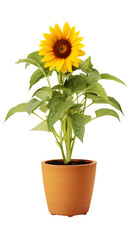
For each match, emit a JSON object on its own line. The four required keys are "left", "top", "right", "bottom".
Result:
{"left": 39, "top": 22, "right": 85, "bottom": 74}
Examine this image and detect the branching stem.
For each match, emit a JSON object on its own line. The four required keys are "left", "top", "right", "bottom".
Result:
{"left": 74, "top": 93, "right": 84, "bottom": 102}
{"left": 85, "top": 102, "right": 93, "bottom": 109}
{"left": 30, "top": 60, "right": 51, "bottom": 87}
{"left": 32, "top": 112, "right": 60, "bottom": 141}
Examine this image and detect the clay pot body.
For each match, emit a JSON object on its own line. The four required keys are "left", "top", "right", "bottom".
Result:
{"left": 41, "top": 159, "right": 97, "bottom": 217}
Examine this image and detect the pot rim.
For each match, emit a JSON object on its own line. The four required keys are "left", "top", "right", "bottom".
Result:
{"left": 41, "top": 159, "right": 97, "bottom": 167}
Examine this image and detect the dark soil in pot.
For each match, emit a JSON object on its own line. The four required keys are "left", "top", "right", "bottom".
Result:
{"left": 45, "top": 160, "right": 92, "bottom": 165}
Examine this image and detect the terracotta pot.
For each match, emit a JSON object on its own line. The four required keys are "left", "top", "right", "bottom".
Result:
{"left": 41, "top": 159, "right": 97, "bottom": 217}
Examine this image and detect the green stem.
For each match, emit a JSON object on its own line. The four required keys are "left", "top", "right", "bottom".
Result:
{"left": 70, "top": 136, "right": 76, "bottom": 157}
{"left": 58, "top": 71, "right": 63, "bottom": 85}
{"left": 62, "top": 75, "right": 65, "bottom": 85}
{"left": 52, "top": 127, "right": 60, "bottom": 141}
{"left": 60, "top": 71, "right": 63, "bottom": 85}
{"left": 32, "top": 112, "right": 44, "bottom": 121}
{"left": 62, "top": 116, "right": 72, "bottom": 164}
{"left": 83, "top": 93, "right": 87, "bottom": 114}
{"left": 80, "top": 97, "right": 85, "bottom": 104}
{"left": 66, "top": 95, "right": 74, "bottom": 100}
{"left": 46, "top": 76, "right": 51, "bottom": 88}
{"left": 76, "top": 93, "right": 79, "bottom": 103}
{"left": 33, "top": 61, "right": 51, "bottom": 87}
{"left": 41, "top": 70, "right": 51, "bottom": 87}
{"left": 90, "top": 116, "right": 97, "bottom": 122}
{"left": 33, "top": 109, "right": 67, "bottom": 163}
{"left": 60, "top": 144, "right": 66, "bottom": 163}
{"left": 74, "top": 93, "right": 84, "bottom": 102}
{"left": 59, "top": 120, "right": 66, "bottom": 164}
{"left": 32, "top": 112, "right": 60, "bottom": 141}
{"left": 85, "top": 102, "right": 93, "bottom": 109}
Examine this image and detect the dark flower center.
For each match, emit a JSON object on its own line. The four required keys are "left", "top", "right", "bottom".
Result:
{"left": 54, "top": 39, "right": 72, "bottom": 58}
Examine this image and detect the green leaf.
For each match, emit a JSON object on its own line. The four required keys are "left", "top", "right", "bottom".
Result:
{"left": 79, "top": 56, "right": 93, "bottom": 73}
{"left": 64, "top": 72, "right": 101, "bottom": 94}
{"left": 47, "top": 91, "right": 62, "bottom": 109}
{"left": 27, "top": 51, "right": 51, "bottom": 76}
{"left": 101, "top": 73, "right": 126, "bottom": 86}
{"left": 16, "top": 51, "right": 43, "bottom": 68}
{"left": 108, "top": 97, "right": 123, "bottom": 114}
{"left": 84, "top": 115, "right": 92, "bottom": 124}
{"left": 29, "top": 69, "right": 44, "bottom": 89}
{"left": 65, "top": 75, "right": 94, "bottom": 93}
{"left": 69, "top": 113, "right": 85, "bottom": 142}
{"left": 16, "top": 51, "right": 52, "bottom": 82}
{"left": 26, "top": 98, "right": 41, "bottom": 114}
{"left": 72, "top": 66, "right": 78, "bottom": 71}
{"left": 86, "top": 93, "right": 101, "bottom": 102}
{"left": 86, "top": 93, "right": 123, "bottom": 114}
{"left": 33, "top": 87, "right": 52, "bottom": 100}
{"left": 25, "top": 62, "right": 30, "bottom": 68}
{"left": 63, "top": 72, "right": 72, "bottom": 80}
{"left": 16, "top": 58, "right": 38, "bottom": 67}
{"left": 52, "top": 85, "right": 71, "bottom": 92}
{"left": 27, "top": 51, "right": 44, "bottom": 64}
{"left": 69, "top": 104, "right": 83, "bottom": 113}
{"left": 87, "top": 68, "right": 101, "bottom": 81}
{"left": 64, "top": 75, "right": 88, "bottom": 92}
{"left": 52, "top": 85, "right": 71, "bottom": 97}
{"left": 47, "top": 92, "right": 73, "bottom": 130}
{"left": 5, "top": 103, "right": 27, "bottom": 121}
{"left": 86, "top": 82, "right": 109, "bottom": 101}
{"left": 39, "top": 102, "right": 48, "bottom": 113}
{"left": 95, "top": 108, "right": 120, "bottom": 121}
{"left": 31, "top": 121, "right": 50, "bottom": 131}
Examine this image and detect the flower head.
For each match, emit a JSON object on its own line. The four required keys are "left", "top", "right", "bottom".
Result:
{"left": 39, "top": 22, "right": 85, "bottom": 73}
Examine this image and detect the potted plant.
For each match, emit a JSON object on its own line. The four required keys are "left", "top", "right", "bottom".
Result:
{"left": 5, "top": 22, "right": 126, "bottom": 217}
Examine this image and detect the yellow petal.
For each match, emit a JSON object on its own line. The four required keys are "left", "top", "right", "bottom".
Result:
{"left": 70, "top": 26, "right": 76, "bottom": 37}
{"left": 61, "top": 60, "right": 68, "bottom": 73}
{"left": 41, "top": 54, "right": 55, "bottom": 62}
{"left": 40, "top": 40, "right": 54, "bottom": 47}
{"left": 72, "top": 37, "right": 84, "bottom": 45}
{"left": 56, "top": 59, "right": 64, "bottom": 72}
{"left": 39, "top": 48, "right": 47, "bottom": 55}
{"left": 69, "top": 53, "right": 81, "bottom": 62}
{"left": 78, "top": 49, "right": 85, "bottom": 56}
{"left": 39, "top": 48, "right": 53, "bottom": 55}
{"left": 75, "top": 43, "right": 85, "bottom": 49}
{"left": 65, "top": 58, "right": 72, "bottom": 73}
{"left": 69, "top": 55, "right": 78, "bottom": 62}
{"left": 61, "top": 63, "right": 67, "bottom": 74}
{"left": 45, "top": 62, "right": 51, "bottom": 68}
{"left": 49, "top": 26, "right": 61, "bottom": 40}
{"left": 41, "top": 56, "right": 46, "bottom": 62}
{"left": 71, "top": 47, "right": 79, "bottom": 56}
{"left": 72, "top": 61, "right": 79, "bottom": 68}
{"left": 76, "top": 57, "right": 81, "bottom": 63}
{"left": 49, "top": 62, "right": 57, "bottom": 71}
{"left": 55, "top": 23, "right": 63, "bottom": 37}
{"left": 39, "top": 44, "right": 53, "bottom": 50}
{"left": 49, "top": 58, "right": 60, "bottom": 71}
{"left": 63, "top": 22, "right": 71, "bottom": 39}
{"left": 45, "top": 58, "right": 58, "bottom": 68}
{"left": 43, "top": 33, "right": 56, "bottom": 43}
{"left": 69, "top": 31, "right": 80, "bottom": 43}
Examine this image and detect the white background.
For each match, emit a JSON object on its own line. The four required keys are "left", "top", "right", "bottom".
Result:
{"left": 0, "top": 0, "right": 134, "bottom": 239}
